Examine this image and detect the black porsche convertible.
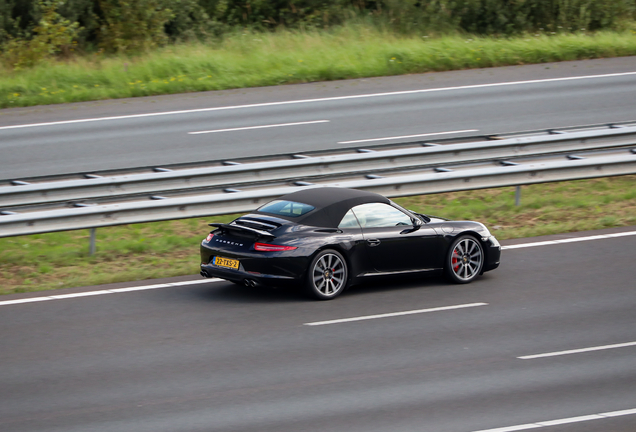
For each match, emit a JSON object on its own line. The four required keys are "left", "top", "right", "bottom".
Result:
{"left": 200, "top": 187, "right": 500, "bottom": 300}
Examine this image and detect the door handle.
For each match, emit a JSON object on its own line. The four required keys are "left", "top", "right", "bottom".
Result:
{"left": 367, "top": 239, "right": 381, "bottom": 247}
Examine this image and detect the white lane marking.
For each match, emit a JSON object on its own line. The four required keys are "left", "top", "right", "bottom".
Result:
{"left": 2, "top": 71, "right": 636, "bottom": 131}
{"left": 49, "top": 291, "right": 111, "bottom": 299}
{"left": 304, "top": 303, "right": 487, "bottom": 326}
{"left": 0, "top": 278, "right": 221, "bottom": 307}
{"left": 0, "top": 297, "right": 51, "bottom": 305}
{"left": 475, "top": 425, "right": 541, "bottom": 432}
{"left": 537, "top": 415, "right": 603, "bottom": 426}
{"left": 518, "top": 341, "right": 636, "bottom": 360}
{"left": 337, "top": 129, "right": 478, "bottom": 144}
{"left": 472, "top": 407, "right": 636, "bottom": 432}
{"left": 188, "top": 120, "right": 330, "bottom": 135}
{"left": 109, "top": 283, "right": 170, "bottom": 292}
{"left": 604, "top": 408, "right": 636, "bottom": 417}
{"left": 501, "top": 230, "right": 636, "bottom": 250}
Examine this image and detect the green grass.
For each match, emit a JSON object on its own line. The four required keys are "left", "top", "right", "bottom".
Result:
{"left": 2, "top": 27, "right": 636, "bottom": 109}
{"left": 1, "top": 175, "right": 634, "bottom": 295}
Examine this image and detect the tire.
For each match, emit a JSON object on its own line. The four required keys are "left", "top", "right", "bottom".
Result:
{"left": 304, "top": 249, "right": 349, "bottom": 300}
{"left": 445, "top": 235, "right": 484, "bottom": 284}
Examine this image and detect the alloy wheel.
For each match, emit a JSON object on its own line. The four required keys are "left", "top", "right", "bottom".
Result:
{"left": 450, "top": 237, "right": 483, "bottom": 282}
{"left": 311, "top": 252, "right": 347, "bottom": 297}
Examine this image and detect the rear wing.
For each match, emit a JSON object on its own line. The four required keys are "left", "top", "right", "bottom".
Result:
{"left": 209, "top": 222, "right": 275, "bottom": 239}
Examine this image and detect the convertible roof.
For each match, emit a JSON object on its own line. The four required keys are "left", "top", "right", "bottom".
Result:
{"left": 254, "top": 187, "right": 390, "bottom": 228}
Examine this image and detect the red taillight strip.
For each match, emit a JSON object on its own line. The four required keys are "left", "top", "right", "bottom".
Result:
{"left": 205, "top": 233, "right": 214, "bottom": 242}
{"left": 254, "top": 242, "right": 297, "bottom": 252}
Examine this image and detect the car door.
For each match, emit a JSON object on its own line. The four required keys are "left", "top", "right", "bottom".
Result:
{"left": 351, "top": 203, "right": 440, "bottom": 272}
{"left": 335, "top": 208, "right": 373, "bottom": 277}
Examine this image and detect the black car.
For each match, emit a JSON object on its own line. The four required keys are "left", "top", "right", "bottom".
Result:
{"left": 200, "top": 187, "right": 500, "bottom": 300}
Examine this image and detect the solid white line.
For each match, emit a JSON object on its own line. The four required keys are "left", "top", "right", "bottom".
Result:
{"left": 604, "top": 408, "right": 636, "bottom": 417}
{"left": 0, "top": 297, "right": 53, "bottom": 305}
{"left": 49, "top": 291, "right": 111, "bottom": 299}
{"left": 518, "top": 341, "right": 636, "bottom": 360}
{"left": 2, "top": 71, "right": 636, "bottom": 131}
{"left": 472, "top": 407, "right": 636, "bottom": 432}
{"left": 337, "top": 129, "right": 478, "bottom": 144}
{"left": 188, "top": 120, "right": 329, "bottom": 135}
{"left": 0, "top": 278, "right": 221, "bottom": 307}
{"left": 304, "top": 302, "right": 487, "bottom": 326}
{"left": 474, "top": 425, "right": 541, "bottom": 432}
{"left": 537, "top": 415, "right": 603, "bottom": 426}
{"left": 501, "top": 230, "right": 636, "bottom": 250}
{"left": 169, "top": 279, "right": 218, "bottom": 286}
{"left": 109, "top": 284, "right": 170, "bottom": 292}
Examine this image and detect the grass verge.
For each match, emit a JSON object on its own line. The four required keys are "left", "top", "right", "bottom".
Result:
{"left": 2, "top": 27, "right": 636, "bottom": 109}
{"left": 1, "top": 175, "right": 634, "bottom": 295}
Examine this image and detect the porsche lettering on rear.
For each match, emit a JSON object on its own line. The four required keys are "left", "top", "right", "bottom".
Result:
{"left": 214, "top": 238, "right": 244, "bottom": 247}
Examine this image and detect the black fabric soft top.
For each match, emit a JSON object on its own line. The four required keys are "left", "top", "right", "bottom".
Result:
{"left": 255, "top": 187, "right": 390, "bottom": 228}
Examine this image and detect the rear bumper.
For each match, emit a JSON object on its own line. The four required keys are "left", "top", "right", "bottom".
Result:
{"left": 200, "top": 239, "right": 310, "bottom": 288}
{"left": 200, "top": 263, "right": 298, "bottom": 288}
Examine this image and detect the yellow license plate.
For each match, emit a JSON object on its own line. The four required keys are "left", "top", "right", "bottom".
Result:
{"left": 213, "top": 256, "right": 239, "bottom": 270}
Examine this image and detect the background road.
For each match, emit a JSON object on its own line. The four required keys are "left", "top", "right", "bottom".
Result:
{"left": 1, "top": 57, "right": 636, "bottom": 180}
{"left": 1, "top": 228, "right": 635, "bottom": 432}
{"left": 1, "top": 57, "right": 635, "bottom": 431}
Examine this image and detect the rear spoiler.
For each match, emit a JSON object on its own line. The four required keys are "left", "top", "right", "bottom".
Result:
{"left": 209, "top": 223, "right": 275, "bottom": 238}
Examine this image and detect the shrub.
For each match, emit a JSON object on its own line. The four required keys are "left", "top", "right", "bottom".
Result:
{"left": 97, "top": 0, "right": 174, "bottom": 53}
{"left": 1, "top": 1, "right": 80, "bottom": 69}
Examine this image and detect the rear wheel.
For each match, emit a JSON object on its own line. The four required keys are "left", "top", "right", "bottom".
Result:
{"left": 445, "top": 235, "right": 484, "bottom": 284}
{"left": 305, "top": 249, "right": 348, "bottom": 300}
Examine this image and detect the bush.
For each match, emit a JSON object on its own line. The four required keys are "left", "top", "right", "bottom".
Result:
{"left": 96, "top": 0, "right": 173, "bottom": 53}
{"left": 1, "top": 1, "right": 80, "bottom": 69}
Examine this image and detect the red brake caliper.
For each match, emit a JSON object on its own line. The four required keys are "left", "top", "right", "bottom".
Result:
{"left": 452, "top": 249, "right": 460, "bottom": 271}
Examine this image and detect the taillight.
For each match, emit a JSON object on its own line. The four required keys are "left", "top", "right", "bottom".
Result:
{"left": 205, "top": 233, "right": 214, "bottom": 242}
{"left": 254, "top": 242, "right": 297, "bottom": 252}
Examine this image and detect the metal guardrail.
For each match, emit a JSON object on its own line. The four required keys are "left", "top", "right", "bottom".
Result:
{"left": 1, "top": 149, "right": 635, "bottom": 237}
{"left": 2, "top": 126, "right": 636, "bottom": 209}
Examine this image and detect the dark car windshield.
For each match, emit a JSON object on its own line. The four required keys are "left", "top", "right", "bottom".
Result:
{"left": 257, "top": 200, "right": 315, "bottom": 218}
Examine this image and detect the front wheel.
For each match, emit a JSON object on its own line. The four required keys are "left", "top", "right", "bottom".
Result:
{"left": 304, "top": 249, "right": 349, "bottom": 300}
{"left": 445, "top": 235, "right": 484, "bottom": 284}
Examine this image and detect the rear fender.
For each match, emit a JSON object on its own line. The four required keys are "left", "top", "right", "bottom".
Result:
{"left": 305, "top": 244, "right": 354, "bottom": 285}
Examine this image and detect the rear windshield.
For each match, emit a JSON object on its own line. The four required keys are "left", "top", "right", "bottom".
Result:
{"left": 257, "top": 200, "right": 315, "bottom": 218}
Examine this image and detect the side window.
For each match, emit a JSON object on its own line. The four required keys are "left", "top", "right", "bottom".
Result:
{"left": 338, "top": 209, "right": 361, "bottom": 229}
{"left": 351, "top": 203, "right": 413, "bottom": 228}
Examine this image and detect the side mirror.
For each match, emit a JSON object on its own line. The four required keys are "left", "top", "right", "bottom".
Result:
{"left": 400, "top": 217, "right": 422, "bottom": 233}
{"left": 409, "top": 209, "right": 431, "bottom": 223}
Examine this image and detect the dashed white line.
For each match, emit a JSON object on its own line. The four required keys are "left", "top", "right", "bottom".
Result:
{"left": 303, "top": 303, "right": 488, "bottom": 326}
{"left": 2, "top": 71, "right": 636, "bottom": 131}
{"left": 501, "top": 230, "right": 636, "bottom": 250}
{"left": 337, "top": 129, "right": 478, "bottom": 144}
{"left": 472, "top": 407, "right": 636, "bottom": 432}
{"left": 188, "top": 120, "right": 329, "bottom": 135}
{"left": 0, "top": 278, "right": 221, "bottom": 307}
{"left": 518, "top": 341, "right": 636, "bottom": 360}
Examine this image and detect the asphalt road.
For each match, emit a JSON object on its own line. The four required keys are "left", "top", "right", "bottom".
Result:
{"left": 1, "top": 228, "right": 635, "bottom": 432}
{"left": 1, "top": 57, "right": 636, "bottom": 180}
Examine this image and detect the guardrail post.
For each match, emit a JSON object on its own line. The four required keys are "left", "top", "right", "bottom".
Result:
{"left": 515, "top": 185, "right": 521, "bottom": 206}
{"left": 89, "top": 228, "right": 96, "bottom": 256}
